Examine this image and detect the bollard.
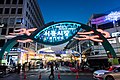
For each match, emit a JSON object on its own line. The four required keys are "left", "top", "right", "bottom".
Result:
{"left": 24, "top": 72, "right": 27, "bottom": 80}
{"left": 58, "top": 71, "right": 61, "bottom": 79}
{"left": 38, "top": 72, "right": 41, "bottom": 80}
{"left": 76, "top": 72, "right": 79, "bottom": 79}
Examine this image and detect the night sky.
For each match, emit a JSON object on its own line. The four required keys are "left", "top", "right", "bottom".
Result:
{"left": 37, "top": 0, "right": 120, "bottom": 50}
{"left": 38, "top": 0, "right": 120, "bottom": 24}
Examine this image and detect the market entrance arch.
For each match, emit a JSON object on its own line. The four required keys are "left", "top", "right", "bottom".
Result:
{"left": 0, "top": 21, "right": 117, "bottom": 63}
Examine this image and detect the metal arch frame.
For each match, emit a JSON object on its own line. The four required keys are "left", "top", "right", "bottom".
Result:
{"left": 79, "top": 23, "right": 117, "bottom": 58}
{"left": 0, "top": 35, "right": 29, "bottom": 60}
{"left": 0, "top": 21, "right": 117, "bottom": 62}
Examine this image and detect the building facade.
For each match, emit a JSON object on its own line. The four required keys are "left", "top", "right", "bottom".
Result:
{"left": 89, "top": 12, "right": 120, "bottom": 55}
{"left": 0, "top": 0, "right": 45, "bottom": 64}
{"left": 0, "top": 0, "right": 45, "bottom": 48}
{"left": 65, "top": 12, "right": 120, "bottom": 63}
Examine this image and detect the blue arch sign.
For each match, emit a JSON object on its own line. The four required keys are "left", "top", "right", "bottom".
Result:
{"left": 0, "top": 21, "right": 118, "bottom": 64}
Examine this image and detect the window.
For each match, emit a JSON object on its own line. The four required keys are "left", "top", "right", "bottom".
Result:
{"left": 0, "top": 0, "right": 4, "bottom": 4}
{"left": 26, "top": 43, "right": 30, "bottom": 48}
{"left": 9, "top": 18, "right": 15, "bottom": 25}
{"left": 117, "top": 20, "right": 120, "bottom": 26}
{"left": 7, "top": 39, "right": 10, "bottom": 42}
{"left": 28, "top": 14, "right": 30, "bottom": 19}
{"left": 4, "top": 8, "right": 10, "bottom": 14}
{"left": 92, "top": 24, "right": 96, "bottom": 29}
{"left": 12, "top": 0, "right": 17, "bottom": 4}
{"left": 0, "top": 39, "right": 5, "bottom": 47}
{"left": 18, "top": 0, "right": 23, "bottom": 4}
{"left": 17, "top": 8, "right": 22, "bottom": 14}
{"left": 0, "top": 8, "right": 3, "bottom": 14}
{"left": 23, "top": 43, "right": 26, "bottom": 47}
{"left": 3, "top": 18, "right": 8, "bottom": 24}
{"left": 13, "top": 43, "right": 19, "bottom": 47}
{"left": 28, "top": 6, "right": 30, "bottom": 11}
{"left": 16, "top": 18, "right": 23, "bottom": 24}
{"left": 116, "top": 67, "right": 120, "bottom": 72}
{"left": 25, "top": 20, "right": 27, "bottom": 26}
{"left": 1, "top": 28, "right": 7, "bottom": 35}
{"left": 8, "top": 28, "right": 14, "bottom": 34}
{"left": 26, "top": 11, "right": 28, "bottom": 17}
{"left": 0, "top": 18, "right": 1, "bottom": 23}
{"left": 11, "top": 8, "right": 16, "bottom": 14}
{"left": 98, "top": 22, "right": 114, "bottom": 30}
{"left": 94, "top": 42, "right": 98, "bottom": 45}
{"left": 6, "top": 0, "right": 11, "bottom": 4}
{"left": 95, "top": 51, "right": 99, "bottom": 55}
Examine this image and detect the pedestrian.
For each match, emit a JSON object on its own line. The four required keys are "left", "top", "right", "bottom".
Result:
{"left": 33, "top": 62, "right": 35, "bottom": 69}
{"left": 47, "top": 62, "right": 50, "bottom": 70}
{"left": 55, "top": 61, "right": 59, "bottom": 70}
{"left": 17, "top": 63, "right": 21, "bottom": 74}
{"left": 41, "top": 62, "right": 44, "bottom": 69}
{"left": 77, "top": 61, "right": 80, "bottom": 69}
{"left": 13, "top": 62, "right": 16, "bottom": 72}
{"left": 28, "top": 62, "right": 31, "bottom": 70}
{"left": 49, "top": 62, "right": 54, "bottom": 79}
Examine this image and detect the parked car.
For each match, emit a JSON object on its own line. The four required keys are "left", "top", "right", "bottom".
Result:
{"left": 93, "top": 65, "right": 120, "bottom": 80}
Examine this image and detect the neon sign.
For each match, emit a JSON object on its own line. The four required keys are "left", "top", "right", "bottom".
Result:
{"left": 105, "top": 11, "right": 120, "bottom": 22}
{"left": 9, "top": 23, "right": 110, "bottom": 43}
{"left": 74, "top": 29, "right": 110, "bottom": 42}
{"left": 0, "top": 24, "right": 4, "bottom": 28}
{"left": 34, "top": 22, "right": 82, "bottom": 45}
{"left": 10, "top": 22, "right": 82, "bottom": 44}
{"left": 9, "top": 28, "right": 37, "bottom": 36}
{"left": 9, "top": 28, "right": 37, "bottom": 43}
{"left": 17, "top": 39, "right": 33, "bottom": 43}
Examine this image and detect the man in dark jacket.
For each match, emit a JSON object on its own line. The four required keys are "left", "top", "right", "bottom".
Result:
{"left": 17, "top": 63, "right": 21, "bottom": 74}
{"left": 49, "top": 62, "right": 54, "bottom": 79}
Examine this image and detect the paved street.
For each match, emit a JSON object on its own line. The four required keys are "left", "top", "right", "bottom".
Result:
{"left": 0, "top": 66, "right": 93, "bottom": 80}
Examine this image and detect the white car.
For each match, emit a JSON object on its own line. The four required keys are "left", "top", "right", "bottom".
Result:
{"left": 93, "top": 65, "right": 120, "bottom": 80}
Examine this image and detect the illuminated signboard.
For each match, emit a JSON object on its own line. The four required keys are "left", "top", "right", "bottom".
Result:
{"left": 34, "top": 22, "right": 82, "bottom": 45}
{"left": 112, "top": 32, "right": 120, "bottom": 37}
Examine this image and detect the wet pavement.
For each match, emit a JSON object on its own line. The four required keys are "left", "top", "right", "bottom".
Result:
{"left": 0, "top": 66, "right": 94, "bottom": 80}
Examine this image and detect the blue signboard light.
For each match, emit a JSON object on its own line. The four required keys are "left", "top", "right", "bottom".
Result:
{"left": 34, "top": 22, "right": 82, "bottom": 45}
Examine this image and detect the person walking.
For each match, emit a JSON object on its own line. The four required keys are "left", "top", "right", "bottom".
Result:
{"left": 47, "top": 62, "right": 50, "bottom": 70}
{"left": 28, "top": 62, "right": 31, "bottom": 70}
{"left": 55, "top": 61, "right": 59, "bottom": 70}
{"left": 49, "top": 62, "right": 54, "bottom": 79}
{"left": 17, "top": 63, "right": 21, "bottom": 74}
